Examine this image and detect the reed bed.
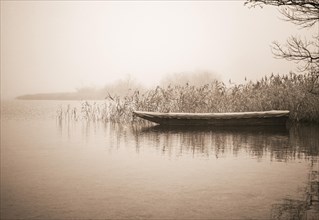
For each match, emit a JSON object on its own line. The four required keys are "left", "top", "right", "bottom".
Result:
{"left": 57, "top": 72, "right": 319, "bottom": 123}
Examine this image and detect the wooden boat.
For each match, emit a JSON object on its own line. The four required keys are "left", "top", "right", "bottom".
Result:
{"left": 133, "top": 110, "right": 290, "bottom": 127}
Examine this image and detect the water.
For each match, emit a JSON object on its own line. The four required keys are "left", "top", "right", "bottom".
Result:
{"left": 1, "top": 100, "right": 318, "bottom": 219}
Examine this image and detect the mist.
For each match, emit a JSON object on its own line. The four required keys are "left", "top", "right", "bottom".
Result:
{"left": 17, "top": 71, "right": 220, "bottom": 100}
{"left": 1, "top": 1, "right": 317, "bottom": 99}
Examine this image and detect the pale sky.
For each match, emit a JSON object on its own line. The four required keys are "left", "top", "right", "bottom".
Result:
{"left": 1, "top": 1, "right": 317, "bottom": 99}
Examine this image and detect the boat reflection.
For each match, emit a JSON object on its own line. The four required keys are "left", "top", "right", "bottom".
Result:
{"left": 141, "top": 124, "right": 290, "bottom": 133}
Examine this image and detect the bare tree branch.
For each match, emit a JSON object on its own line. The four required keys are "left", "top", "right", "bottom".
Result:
{"left": 272, "top": 36, "right": 319, "bottom": 71}
{"left": 245, "top": 0, "right": 319, "bottom": 28}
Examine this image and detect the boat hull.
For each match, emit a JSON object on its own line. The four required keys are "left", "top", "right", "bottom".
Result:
{"left": 133, "top": 110, "right": 289, "bottom": 127}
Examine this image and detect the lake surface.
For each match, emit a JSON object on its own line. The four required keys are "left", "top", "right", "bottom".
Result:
{"left": 1, "top": 100, "right": 318, "bottom": 219}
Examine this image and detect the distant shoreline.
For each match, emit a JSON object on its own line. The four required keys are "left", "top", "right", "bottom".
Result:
{"left": 16, "top": 92, "right": 105, "bottom": 100}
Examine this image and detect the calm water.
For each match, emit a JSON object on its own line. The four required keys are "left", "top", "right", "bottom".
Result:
{"left": 1, "top": 100, "right": 318, "bottom": 219}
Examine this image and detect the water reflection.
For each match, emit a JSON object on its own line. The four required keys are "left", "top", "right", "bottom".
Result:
{"left": 56, "top": 121, "right": 319, "bottom": 218}
{"left": 133, "top": 124, "right": 319, "bottom": 219}
{"left": 289, "top": 124, "right": 319, "bottom": 158}
{"left": 111, "top": 123, "right": 319, "bottom": 219}
{"left": 271, "top": 160, "right": 319, "bottom": 219}
{"left": 57, "top": 119, "right": 319, "bottom": 160}
{"left": 131, "top": 124, "right": 319, "bottom": 160}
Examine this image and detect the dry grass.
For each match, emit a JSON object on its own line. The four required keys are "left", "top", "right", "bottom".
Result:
{"left": 57, "top": 72, "right": 319, "bottom": 123}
